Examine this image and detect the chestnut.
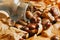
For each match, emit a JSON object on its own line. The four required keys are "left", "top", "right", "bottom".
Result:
{"left": 26, "top": 11, "right": 33, "bottom": 19}
{"left": 27, "top": 23, "right": 37, "bottom": 30}
{"left": 50, "top": 7, "right": 59, "bottom": 16}
{"left": 51, "top": 35, "right": 60, "bottom": 40}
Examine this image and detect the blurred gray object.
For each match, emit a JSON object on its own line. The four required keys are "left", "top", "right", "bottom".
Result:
{"left": 0, "top": 0, "right": 2, "bottom": 3}
{"left": 0, "top": 0, "right": 28, "bottom": 21}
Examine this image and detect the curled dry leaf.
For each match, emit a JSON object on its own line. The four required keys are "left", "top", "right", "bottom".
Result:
{"left": 8, "top": 27, "right": 29, "bottom": 39}
{"left": 0, "top": 21, "right": 29, "bottom": 40}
